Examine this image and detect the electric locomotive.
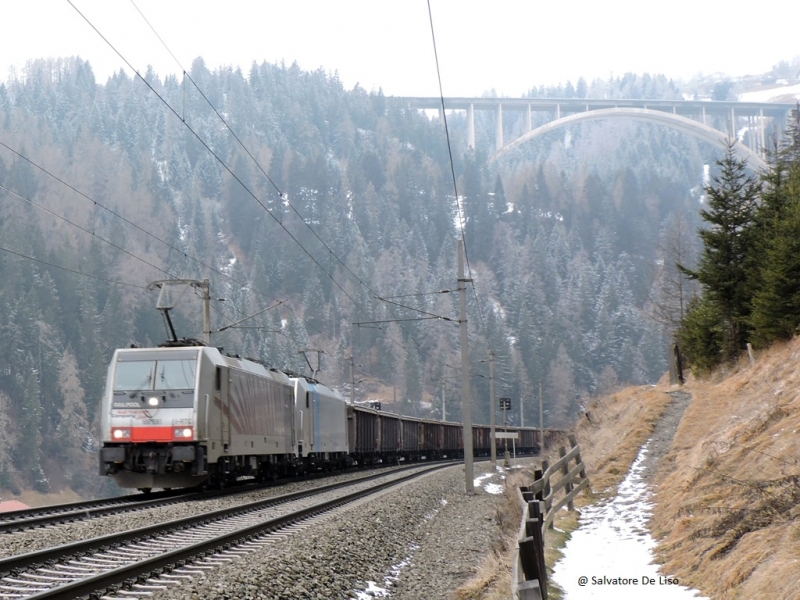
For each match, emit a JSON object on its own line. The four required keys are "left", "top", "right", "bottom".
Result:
{"left": 98, "top": 280, "right": 546, "bottom": 492}
{"left": 99, "top": 345, "right": 299, "bottom": 491}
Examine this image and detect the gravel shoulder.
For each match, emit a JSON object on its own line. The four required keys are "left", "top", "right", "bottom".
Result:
{"left": 147, "top": 462, "right": 514, "bottom": 600}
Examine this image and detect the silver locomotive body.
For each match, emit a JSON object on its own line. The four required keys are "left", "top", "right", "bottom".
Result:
{"left": 99, "top": 346, "right": 296, "bottom": 490}
{"left": 291, "top": 377, "right": 349, "bottom": 469}
{"left": 99, "top": 346, "right": 547, "bottom": 492}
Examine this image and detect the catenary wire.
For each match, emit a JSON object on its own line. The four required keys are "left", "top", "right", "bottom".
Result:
{"left": 126, "top": 0, "right": 438, "bottom": 360}
{"left": 425, "top": 0, "right": 487, "bottom": 336}
{"left": 0, "top": 245, "right": 147, "bottom": 289}
{"left": 0, "top": 183, "right": 177, "bottom": 281}
{"left": 101, "top": 1, "right": 434, "bottom": 366}
{"left": 67, "top": 0, "right": 363, "bottom": 313}
{"left": 74, "top": 1, "right": 463, "bottom": 393}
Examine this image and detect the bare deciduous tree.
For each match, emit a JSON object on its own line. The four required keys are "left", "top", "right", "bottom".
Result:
{"left": 646, "top": 212, "right": 699, "bottom": 336}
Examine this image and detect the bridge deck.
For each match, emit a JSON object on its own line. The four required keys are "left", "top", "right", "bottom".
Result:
{"left": 396, "top": 96, "right": 794, "bottom": 117}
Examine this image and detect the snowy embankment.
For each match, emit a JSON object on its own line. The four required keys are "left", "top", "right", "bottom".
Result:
{"left": 552, "top": 442, "right": 707, "bottom": 599}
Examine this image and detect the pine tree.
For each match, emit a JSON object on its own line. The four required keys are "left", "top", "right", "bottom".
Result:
{"left": 679, "top": 142, "right": 759, "bottom": 365}
{"left": 749, "top": 111, "right": 800, "bottom": 346}
{"left": 677, "top": 296, "right": 724, "bottom": 373}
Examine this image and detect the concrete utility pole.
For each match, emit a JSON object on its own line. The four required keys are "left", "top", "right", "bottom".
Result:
{"left": 489, "top": 350, "right": 496, "bottom": 466}
{"left": 441, "top": 379, "right": 446, "bottom": 421}
{"left": 458, "top": 239, "right": 474, "bottom": 495}
{"left": 202, "top": 278, "right": 211, "bottom": 345}
{"left": 539, "top": 380, "right": 544, "bottom": 455}
{"left": 349, "top": 355, "right": 355, "bottom": 405}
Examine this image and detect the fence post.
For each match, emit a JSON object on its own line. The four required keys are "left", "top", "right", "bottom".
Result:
{"left": 559, "top": 445, "right": 575, "bottom": 511}
{"left": 530, "top": 500, "right": 548, "bottom": 599}
{"left": 533, "top": 469, "right": 544, "bottom": 501}
{"left": 521, "top": 485, "right": 534, "bottom": 503}
{"left": 568, "top": 434, "right": 587, "bottom": 480}
{"left": 540, "top": 459, "right": 553, "bottom": 528}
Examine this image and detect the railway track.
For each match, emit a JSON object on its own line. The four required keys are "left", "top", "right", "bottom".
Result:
{"left": 0, "top": 489, "right": 205, "bottom": 535}
{"left": 0, "top": 463, "right": 452, "bottom": 600}
{"left": 0, "top": 461, "right": 426, "bottom": 535}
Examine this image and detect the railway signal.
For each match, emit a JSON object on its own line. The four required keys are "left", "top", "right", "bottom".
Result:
{"left": 499, "top": 397, "right": 512, "bottom": 466}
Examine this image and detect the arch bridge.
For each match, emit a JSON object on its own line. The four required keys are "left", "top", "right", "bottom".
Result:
{"left": 397, "top": 96, "right": 797, "bottom": 170}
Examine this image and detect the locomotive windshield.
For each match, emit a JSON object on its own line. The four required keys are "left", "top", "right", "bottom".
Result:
{"left": 114, "top": 359, "right": 196, "bottom": 391}
{"left": 114, "top": 361, "right": 154, "bottom": 391}
{"left": 155, "top": 360, "right": 196, "bottom": 390}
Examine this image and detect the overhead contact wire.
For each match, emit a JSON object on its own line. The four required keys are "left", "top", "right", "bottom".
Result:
{"left": 0, "top": 183, "right": 177, "bottom": 281}
{"left": 0, "top": 245, "right": 147, "bottom": 289}
{"left": 68, "top": 0, "right": 362, "bottom": 313}
{"left": 425, "top": 0, "right": 486, "bottom": 336}
{"left": 121, "top": 0, "right": 425, "bottom": 359}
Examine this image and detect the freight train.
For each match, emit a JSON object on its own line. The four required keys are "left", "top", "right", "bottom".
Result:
{"left": 99, "top": 344, "right": 547, "bottom": 492}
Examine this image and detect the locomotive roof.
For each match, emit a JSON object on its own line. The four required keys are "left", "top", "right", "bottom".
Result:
{"left": 112, "top": 346, "right": 293, "bottom": 385}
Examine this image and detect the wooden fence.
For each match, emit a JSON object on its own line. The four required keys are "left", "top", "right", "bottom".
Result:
{"left": 511, "top": 433, "right": 590, "bottom": 600}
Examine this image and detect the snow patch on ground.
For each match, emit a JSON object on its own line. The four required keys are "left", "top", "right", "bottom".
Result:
{"left": 552, "top": 443, "right": 708, "bottom": 599}
{"left": 483, "top": 482, "right": 504, "bottom": 495}
{"left": 353, "top": 543, "right": 420, "bottom": 599}
{"left": 474, "top": 470, "right": 506, "bottom": 495}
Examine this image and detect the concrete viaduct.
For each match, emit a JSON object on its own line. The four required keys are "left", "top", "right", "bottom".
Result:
{"left": 396, "top": 97, "right": 797, "bottom": 170}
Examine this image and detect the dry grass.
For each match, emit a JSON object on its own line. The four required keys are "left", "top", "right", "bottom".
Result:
{"left": 649, "top": 337, "right": 800, "bottom": 599}
{"left": 452, "top": 384, "right": 675, "bottom": 599}
{"left": 452, "top": 337, "right": 800, "bottom": 599}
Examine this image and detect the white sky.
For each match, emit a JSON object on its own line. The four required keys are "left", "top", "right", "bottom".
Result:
{"left": 1, "top": 1, "right": 799, "bottom": 97}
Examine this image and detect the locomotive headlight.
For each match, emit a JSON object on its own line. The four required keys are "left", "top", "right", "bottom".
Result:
{"left": 147, "top": 396, "right": 160, "bottom": 407}
{"left": 174, "top": 427, "right": 193, "bottom": 438}
{"left": 112, "top": 428, "right": 131, "bottom": 439}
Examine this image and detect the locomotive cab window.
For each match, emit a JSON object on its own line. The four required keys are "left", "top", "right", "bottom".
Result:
{"left": 114, "top": 361, "right": 155, "bottom": 391}
{"left": 155, "top": 360, "right": 196, "bottom": 390}
{"left": 114, "top": 359, "right": 196, "bottom": 391}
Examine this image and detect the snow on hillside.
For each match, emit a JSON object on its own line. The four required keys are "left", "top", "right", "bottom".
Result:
{"left": 739, "top": 84, "right": 800, "bottom": 103}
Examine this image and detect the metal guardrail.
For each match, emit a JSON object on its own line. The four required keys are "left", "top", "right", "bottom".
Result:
{"left": 511, "top": 434, "right": 590, "bottom": 600}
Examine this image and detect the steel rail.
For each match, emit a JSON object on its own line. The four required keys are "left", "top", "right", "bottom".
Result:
{"left": 0, "top": 490, "right": 182, "bottom": 525}
{"left": 0, "top": 492, "right": 207, "bottom": 535}
{"left": 12, "top": 463, "right": 451, "bottom": 600}
{"left": 0, "top": 461, "right": 432, "bottom": 534}
{"left": 0, "top": 462, "right": 452, "bottom": 575}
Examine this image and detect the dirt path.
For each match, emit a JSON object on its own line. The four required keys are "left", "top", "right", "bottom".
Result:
{"left": 638, "top": 389, "right": 692, "bottom": 482}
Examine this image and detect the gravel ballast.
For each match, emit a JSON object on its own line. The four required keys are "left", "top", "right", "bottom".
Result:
{"left": 144, "top": 461, "right": 521, "bottom": 600}
{"left": 0, "top": 466, "right": 430, "bottom": 560}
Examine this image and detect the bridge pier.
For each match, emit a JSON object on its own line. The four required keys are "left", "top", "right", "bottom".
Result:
{"left": 398, "top": 96, "right": 793, "bottom": 164}
{"left": 496, "top": 103, "right": 504, "bottom": 152}
{"left": 467, "top": 103, "right": 475, "bottom": 150}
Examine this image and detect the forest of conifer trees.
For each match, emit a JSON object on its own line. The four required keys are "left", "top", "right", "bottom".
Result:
{"left": 677, "top": 115, "right": 800, "bottom": 371}
{"left": 0, "top": 56, "right": 770, "bottom": 495}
